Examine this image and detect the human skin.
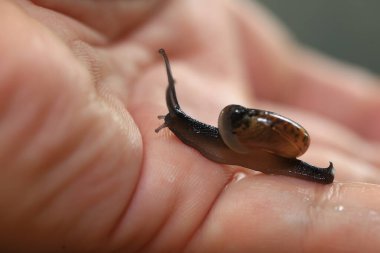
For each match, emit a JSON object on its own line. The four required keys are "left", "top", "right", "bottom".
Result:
{"left": 1, "top": 0, "right": 380, "bottom": 252}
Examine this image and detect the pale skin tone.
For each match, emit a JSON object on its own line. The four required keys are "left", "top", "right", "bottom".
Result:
{"left": 1, "top": 0, "right": 380, "bottom": 252}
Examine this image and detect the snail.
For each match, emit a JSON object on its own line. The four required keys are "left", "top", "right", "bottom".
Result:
{"left": 155, "top": 49, "right": 334, "bottom": 184}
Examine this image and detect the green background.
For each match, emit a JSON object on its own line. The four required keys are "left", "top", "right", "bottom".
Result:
{"left": 256, "top": 0, "right": 380, "bottom": 74}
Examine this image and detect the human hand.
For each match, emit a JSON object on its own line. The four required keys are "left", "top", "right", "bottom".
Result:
{"left": 1, "top": 0, "right": 380, "bottom": 252}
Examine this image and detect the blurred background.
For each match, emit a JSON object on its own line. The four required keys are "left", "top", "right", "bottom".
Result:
{"left": 255, "top": 0, "right": 380, "bottom": 74}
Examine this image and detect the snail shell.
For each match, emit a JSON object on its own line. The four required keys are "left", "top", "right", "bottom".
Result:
{"left": 218, "top": 105, "right": 310, "bottom": 158}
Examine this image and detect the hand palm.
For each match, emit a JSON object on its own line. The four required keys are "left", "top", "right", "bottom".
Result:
{"left": 1, "top": 1, "right": 380, "bottom": 252}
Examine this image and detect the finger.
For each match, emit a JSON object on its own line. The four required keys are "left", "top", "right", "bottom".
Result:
{"left": 229, "top": 1, "right": 380, "bottom": 141}
{"left": 31, "top": 0, "right": 163, "bottom": 38}
{"left": 286, "top": 50, "right": 380, "bottom": 142}
{"left": 187, "top": 177, "right": 380, "bottom": 252}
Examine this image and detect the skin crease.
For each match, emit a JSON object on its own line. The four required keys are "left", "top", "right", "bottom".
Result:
{"left": 0, "top": 0, "right": 380, "bottom": 252}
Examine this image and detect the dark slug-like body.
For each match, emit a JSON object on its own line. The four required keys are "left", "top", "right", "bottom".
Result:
{"left": 156, "top": 49, "right": 334, "bottom": 184}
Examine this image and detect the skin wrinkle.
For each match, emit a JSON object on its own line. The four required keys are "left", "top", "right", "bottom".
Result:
{"left": 179, "top": 169, "right": 233, "bottom": 253}
{"left": 63, "top": 149, "right": 129, "bottom": 250}
{"left": 24, "top": 96, "right": 90, "bottom": 175}
{"left": 0, "top": 67, "right": 59, "bottom": 170}
{"left": 0, "top": 76, "right": 15, "bottom": 118}
{"left": 21, "top": 127, "right": 87, "bottom": 218}
{"left": 130, "top": 122, "right": 183, "bottom": 252}
{"left": 101, "top": 159, "right": 136, "bottom": 241}
{"left": 79, "top": 107, "right": 142, "bottom": 249}
{"left": 34, "top": 121, "right": 113, "bottom": 217}
{"left": 8, "top": 110, "right": 127, "bottom": 250}
{"left": 179, "top": 176, "right": 235, "bottom": 252}
{"left": 36, "top": 113, "right": 138, "bottom": 251}
{"left": 0, "top": 92, "right": 51, "bottom": 170}
{"left": 136, "top": 183, "right": 178, "bottom": 252}
{"left": 153, "top": 168, "right": 231, "bottom": 253}
{"left": 104, "top": 109, "right": 165, "bottom": 251}
{"left": 1, "top": 85, "right": 81, "bottom": 175}
{"left": 105, "top": 153, "right": 145, "bottom": 251}
{"left": 139, "top": 189, "right": 179, "bottom": 252}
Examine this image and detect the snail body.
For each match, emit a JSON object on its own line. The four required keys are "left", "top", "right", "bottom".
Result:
{"left": 155, "top": 49, "right": 334, "bottom": 184}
